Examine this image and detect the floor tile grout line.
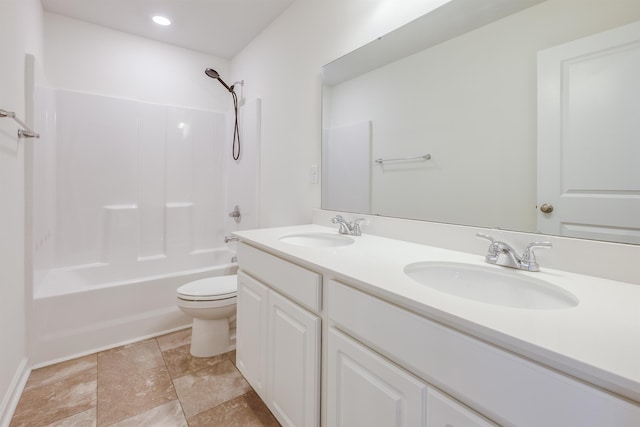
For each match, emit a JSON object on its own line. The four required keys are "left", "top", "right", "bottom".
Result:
{"left": 93, "top": 352, "right": 98, "bottom": 426}
{"left": 96, "top": 347, "right": 103, "bottom": 427}
{"left": 161, "top": 344, "right": 254, "bottom": 423}
{"left": 157, "top": 336, "right": 191, "bottom": 426}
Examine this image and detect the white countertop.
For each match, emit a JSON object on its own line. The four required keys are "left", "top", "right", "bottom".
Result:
{"left": 234, "top": 224, "right": 640, "bottom": 403}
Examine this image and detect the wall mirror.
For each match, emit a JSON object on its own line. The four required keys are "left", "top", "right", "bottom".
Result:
{"left": 321, "top": 0, "right": 640, "bottom": 245}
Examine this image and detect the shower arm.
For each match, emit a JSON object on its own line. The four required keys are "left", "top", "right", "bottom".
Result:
{"left": 218, "top": 79, "right": 234, "bottom": 93}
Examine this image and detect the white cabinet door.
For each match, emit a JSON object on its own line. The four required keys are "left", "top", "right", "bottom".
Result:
{"left": 236, "top": 272, "right": 269, "bottom": 400}
{"left": 427, "top": 387, "right": 496, "bottom": 427}
{"left": 327, "top": 327, "right": 428, "bottom": 427}
{"left": 267, "top": 290, "right": 320, "bottom": 427}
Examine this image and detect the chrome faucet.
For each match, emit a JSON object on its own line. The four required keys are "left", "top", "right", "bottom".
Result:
{"left": 477, "top": 233, "right": 551, "bottom": 272}
{"left": 224, "top": 235, "right": 239, "bottom": 243}
{"left": 331, "top": 215, "right": 365, "bottom": 236}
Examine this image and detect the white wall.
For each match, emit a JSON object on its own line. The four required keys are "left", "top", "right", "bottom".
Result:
{"left": 231, "top": 0, "right": 453, "bottom": 227}
{"left": 0, "top": 0, "right": 43, "bottom": 423}
{"left": 44, "top": 13, "right": 230, "bottom": 112}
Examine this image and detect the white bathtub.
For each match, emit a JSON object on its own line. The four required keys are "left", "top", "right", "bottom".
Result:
{"left": 31, "top": 248, "right": 237, "bottom": 366}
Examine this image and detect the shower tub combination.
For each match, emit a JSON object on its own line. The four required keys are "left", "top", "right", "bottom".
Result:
{"left": 31, "top": 250, "right": 237, "bottom": 366}
{"left": 30, "top": 87, "right": 255, "bottom": 366}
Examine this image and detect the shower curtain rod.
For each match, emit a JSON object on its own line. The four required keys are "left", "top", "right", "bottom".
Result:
{"left": 0, "top": 108, "right": 40, "bottom": 138}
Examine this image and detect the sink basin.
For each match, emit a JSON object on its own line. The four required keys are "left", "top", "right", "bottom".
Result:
{"left": 404, "top": 261, "right": 578, "bottom": 310}
{"left": 278, "top": 232, "right": 355, "bottom": 248}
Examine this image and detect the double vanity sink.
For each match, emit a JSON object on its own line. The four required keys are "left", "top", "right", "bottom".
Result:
{"left": 279, "top": 231, "right": 578, "bottom": 310}
{"left": 237, "top": 224, "right": 640, "bottom": 426}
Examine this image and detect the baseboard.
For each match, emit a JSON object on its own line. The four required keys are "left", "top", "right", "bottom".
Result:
{"left": 0, "top": 357, "right": 30, "bottom": 427}
{"left": 31, "top": 320, "right": 191, "bottom": 370}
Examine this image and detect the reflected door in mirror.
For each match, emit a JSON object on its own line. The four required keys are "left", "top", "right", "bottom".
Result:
{"left": 538, "top": 21, "right": 640, "bottom": 245}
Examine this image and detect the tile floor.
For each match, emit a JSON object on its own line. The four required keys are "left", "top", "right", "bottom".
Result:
{"left": 10, "top": 329, "right": 280, "bottom": 427}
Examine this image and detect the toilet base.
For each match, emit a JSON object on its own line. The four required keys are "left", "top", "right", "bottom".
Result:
{"left": 190, "top": 318, "right": 231, "bottom": 358}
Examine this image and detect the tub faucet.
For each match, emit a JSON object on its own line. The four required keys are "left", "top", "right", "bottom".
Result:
{"left": 224, "top": 235, "right": 239, "bottom": 243}
{"left": 331, "top": 215, "right": 365, "bottom": 236}
{"left": 477, "top": 233, "right": 551, "bottom": 272}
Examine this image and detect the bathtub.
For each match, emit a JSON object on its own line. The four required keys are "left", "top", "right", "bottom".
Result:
{"left": 30, "top": 248, "right": 237, "bottom": 367}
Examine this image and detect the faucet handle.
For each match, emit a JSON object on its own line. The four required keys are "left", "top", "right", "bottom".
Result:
{"left": 331, "top": 215, "right": 344, "bottom": 223}
{"left": 476, "top": 233, "right": 495, "bottom": 244}
{"left": 520, "top": 241, "right": 552, "bottom": 271}
{"left": 476, "top": 233, "right": 500, "bottom": 262}
{"left": 351, "top": 218, "right": 366, "bottom": 236}
{"left": 331, "top": 215, "right": 351, "bottom": 234}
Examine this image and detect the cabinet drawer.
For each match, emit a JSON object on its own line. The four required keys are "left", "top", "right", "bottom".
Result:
{"left": 328, "top": 280, "right": 640, "bottom": 427}
{"left": 427, "top": 387, "right": 495, "bottom": 427}
{"left": 238, "top": 243, "right": 321, "bottom": 313}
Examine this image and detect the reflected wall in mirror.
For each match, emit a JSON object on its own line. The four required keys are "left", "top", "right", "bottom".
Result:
{"left": 321, "top": 0, "right": 640, "bottom": 245}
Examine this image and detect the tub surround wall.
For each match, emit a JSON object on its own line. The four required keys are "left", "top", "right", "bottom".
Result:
{"left": 58, "top": 91, "right": 221, "bottom": 262}
{"left": 29, "top": 88, "right": 261, "bottom": 365}
{"left": 38, "top": 10, "right": 234, "bottom": 280}
{"left": 33, "top": 89, "right": 227, "bottom": 290}
{"left": 31, "top": 87, "right": 56, "bottom": 285}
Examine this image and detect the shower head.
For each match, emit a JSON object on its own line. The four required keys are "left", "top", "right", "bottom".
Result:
{"left": 204, "top": 68, "right": 219, "bottom": 79}
{"left": 205, "top": 68, "right": 233, "bottom": 93}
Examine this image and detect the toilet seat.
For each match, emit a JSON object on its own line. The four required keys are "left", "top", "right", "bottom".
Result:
{"left": 177, "top": 275, "right": 237, "bottom": 302}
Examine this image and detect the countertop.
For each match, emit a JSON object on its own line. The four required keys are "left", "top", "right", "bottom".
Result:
{"left": 234, "top": 224, "right": 640, "bottom": 403}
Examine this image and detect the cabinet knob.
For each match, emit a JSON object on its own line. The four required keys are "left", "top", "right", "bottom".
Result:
{"left": 540, "top": 203, "right": 554, "bottom": 213}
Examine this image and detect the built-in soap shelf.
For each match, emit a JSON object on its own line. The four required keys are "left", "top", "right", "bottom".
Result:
{"left": 100, "top": 202, "right": 196, "bottom": 263}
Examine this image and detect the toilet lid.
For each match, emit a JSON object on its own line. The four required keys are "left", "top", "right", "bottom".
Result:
{"left": 177, "top": 275, "right": 237, "bottom": 301}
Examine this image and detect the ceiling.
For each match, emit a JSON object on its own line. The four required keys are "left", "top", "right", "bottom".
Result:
{"left": 41, "top": 0, "right": 295, "bottom": 59}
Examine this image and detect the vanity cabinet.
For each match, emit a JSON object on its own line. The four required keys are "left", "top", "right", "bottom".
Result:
{"left": 328, "top": 318, "right": 495, "bottom": 427}
{"left": 236, "top": 243, "right": 321, "bottom": 427}
{"left": 328, "top": 279, "right": 640, "bottom": 427}
{"left": 235, "top": 234, "right": 640, "bottom": 427}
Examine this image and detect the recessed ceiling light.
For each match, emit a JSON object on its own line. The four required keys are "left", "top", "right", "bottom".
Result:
{"left": 152, "top": 15, "right": 171, "bottom": 26}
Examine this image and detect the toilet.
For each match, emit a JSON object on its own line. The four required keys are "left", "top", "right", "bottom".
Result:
{"left": 176, "top": 274, "right": 237, "bottom": 357}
